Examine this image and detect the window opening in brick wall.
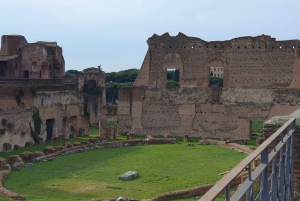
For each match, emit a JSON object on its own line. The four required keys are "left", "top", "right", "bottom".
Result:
{"left": 22, "top": 70, "right": 29, "bottom": 78}
{"left": 0, "top": 67, "right": 5, "bottom": 77}
{"left": 166, "top": 68, "right": 179, "bottom": 87}
{"left": 209, "top": 67, "right": 223, "bottom": 87}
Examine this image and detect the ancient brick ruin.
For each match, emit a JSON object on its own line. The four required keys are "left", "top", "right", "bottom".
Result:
{"left": 0, "top": 35, "right": 105, "bottom": 152}
{"left": 0, "top": 35, "right": 64, "bottom": 78}
{"left": 118, "top": 32, "right": 300, "bottom": 139}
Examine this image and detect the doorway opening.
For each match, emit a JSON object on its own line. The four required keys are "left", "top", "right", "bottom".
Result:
{"left": 249, "top": 120, "right": 263, "bottom": 146}
{"left": 0, "top": 67, "right": 5, "bottom": 77}
{"left": 46, "top": 119, "right": 55, "bottom": 141}
{"left": 69, "top": 116, "right": 77, "bottom": 137}
{"left": 23, "top": 70, "right": 29, "bottom": 78}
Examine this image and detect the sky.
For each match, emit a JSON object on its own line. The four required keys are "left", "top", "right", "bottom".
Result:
{"left": 1, "top": 0, "right": 300, "bottom": 73}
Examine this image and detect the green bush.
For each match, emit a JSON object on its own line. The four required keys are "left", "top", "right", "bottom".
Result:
{"left": 166, "top": 80, "right": 179, "bottom": 87}
{"left": 29, "top": 110, "right": 43, "bottom": 144}
{"left": 252, "top": 121, "right": 263, "bottom": 133}
{"left": 84, "top": 84, "right": 102, "bottom": 96}
{"left": 106, "top": 121, "right": 117, "bottom": 127}
{"left": 210, "top": 76, "right": 223, "bottom": 87}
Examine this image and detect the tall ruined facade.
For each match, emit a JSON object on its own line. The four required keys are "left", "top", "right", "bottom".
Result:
{"left": 118, "top": 33, "right": 300, "bottom": 139}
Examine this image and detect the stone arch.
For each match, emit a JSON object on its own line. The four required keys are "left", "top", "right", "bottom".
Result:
{"left": 162, "top": 53, "right": 183, "bottom": 87}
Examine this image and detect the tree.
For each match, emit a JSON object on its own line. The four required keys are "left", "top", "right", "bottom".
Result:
{"left": 65, "top": 70, "right": 84, "bottom": 77}
{"left": 173, "top": 69, "right": 180, "bottom": 82}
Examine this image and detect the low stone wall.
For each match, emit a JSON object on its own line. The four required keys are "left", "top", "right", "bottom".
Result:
{"left": 151, "top": 172, "right": 248, "bottom": 201}
{"left": 0, "top": 170, "right": 26, "bottom": 200}
{"left": 205, "top": 139, "right": 254, "bottom": 154}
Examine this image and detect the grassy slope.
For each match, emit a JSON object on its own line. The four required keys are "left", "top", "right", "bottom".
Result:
{"left": 3, "top": 144, "right": 246, "bottom": 201}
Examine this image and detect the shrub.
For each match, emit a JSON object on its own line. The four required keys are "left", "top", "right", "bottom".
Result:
{"left": 29, "top": 110, "right": 43, "bottom": 144}
{"left": 166, "top": 80, "right": 179, "bottom": 87}
{"left": 106, "top": 121, "right": 117, "bottom": 127}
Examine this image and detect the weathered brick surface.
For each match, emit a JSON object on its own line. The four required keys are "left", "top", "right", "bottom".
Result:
{"left": 118, "top": 33, "right": 300, "bottom": 140}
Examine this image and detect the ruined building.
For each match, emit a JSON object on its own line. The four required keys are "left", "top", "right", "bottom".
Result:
{"left": 0, "top": 35, "right": 105, "bottom": 152}
{"left": 0, "top": 35, "right": 64, "bottom": 78}
{"left": 118, "top": 33, "right": 300, "bottom": 139}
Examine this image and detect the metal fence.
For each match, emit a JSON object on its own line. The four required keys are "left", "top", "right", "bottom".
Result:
{"left": 0, "top": 78, "right": 77, "bottom": 85}
{"left": 200, "top": 118, "right": 296, "bottom": 201}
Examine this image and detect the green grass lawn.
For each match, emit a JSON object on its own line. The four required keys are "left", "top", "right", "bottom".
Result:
{"left": 251, "top": 121, "right": 263, "bottom": 133}
{"left": 3, "top": 143, "right": 246, "bottom": 201}
{"left": 246, "top": 121, "right": 264, "bottom": 148}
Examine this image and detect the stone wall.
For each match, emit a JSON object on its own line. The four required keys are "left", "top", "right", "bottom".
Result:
{"left": 118, "top": 33, "right": 300, "bottom": 139}
{"left": 0, "top": 85, "right": 89, "bottom": 152}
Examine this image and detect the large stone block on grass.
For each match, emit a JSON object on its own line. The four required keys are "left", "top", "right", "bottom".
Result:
{"left": 64, "top": 142, "right": 73, "bottom": 148}
{"left": 11, "top": 162, "right": 24, "bottom": 171}
{"left": 44, "top": 146, "right": 57, "bottom": 155}
{"left": 119, "top": 171, "right": 139, "bottom": 181}
{"left": 20, "top": 151, "right": 32, "bottom": 162}
{"left": 73, "top": 142, "right": 81, "bottom": 146}
{"left": 7, "top": 155, "right": 22, "bottom": 165}
{"left": 21, "top": 151, "right": 45, "bottom": 162}
{"left": 0, "top": 157, "right": 7, "bottom": 169}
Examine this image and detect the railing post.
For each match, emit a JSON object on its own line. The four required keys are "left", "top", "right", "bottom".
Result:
{"left": 271, "top": 156, "right": 277, "bottom": 201}
{"left": 261, "top": 147, "right": 269, "bottom": 201}
{"left": 285, "top": 137, "right": 291, "bottom": 201}
{"left": 291, "top": 119, "right": 295, "bottom": 200}
{"left": 226, "top": 185, "right": 230, "bottom": 201}
{"left": 280, "top": 141, "right": 285, "bottom": 201}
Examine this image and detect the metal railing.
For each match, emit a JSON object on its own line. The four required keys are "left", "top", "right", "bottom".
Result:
{"left": 0, "top": 78, "right": 77, "bottom": 85}
{"left": 200, "top": 118, "right": 296, "bottom": 201}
